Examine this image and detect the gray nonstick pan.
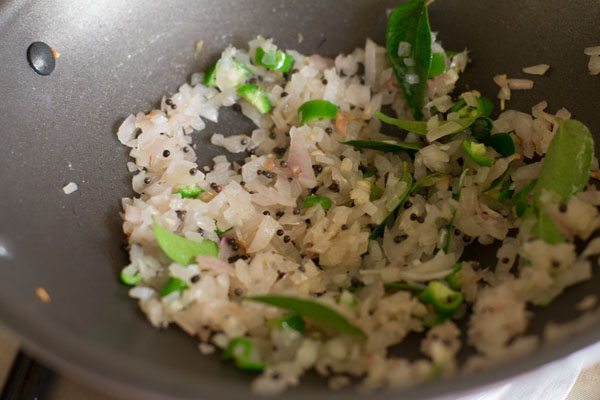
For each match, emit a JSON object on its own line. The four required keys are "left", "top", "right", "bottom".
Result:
{"left": 0, "top": 0, "right": 599, "bottom": 399}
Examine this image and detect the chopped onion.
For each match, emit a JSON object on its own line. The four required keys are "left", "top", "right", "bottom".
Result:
{"left": 197, "top": 256, "right": 235, "bottom": 276}
{"left": 117, "top": 114, "right": 137, "bottom": 144}
{"left": 461, "top": 92, "right": 478, "bottom": 107}
{"left": 588, "top": 55, "right": 600, "bottom": 75}
{"left": 493, "top": 74, "right": 508, "bottom": 88}
{"left": 584, "top": 46, "right": 600, "bottom": 56}
{"left": 507, "top": 79, "right": 534, "bottom": 90}
{"left": 247, "top": 217, "right": 280, "bottom": 253}
{"left": 522, "top": 64, "right": 550, "bottom": 75}
{"left": 62, "top": 182, "right": 78, "bottom": 194}
{"left": 287, "top": 127, "right": 317, "bottom": 188}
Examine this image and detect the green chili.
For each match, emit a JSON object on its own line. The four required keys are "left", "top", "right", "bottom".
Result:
{"left": 174, "top": 184, "right": 205, "bottom": 199}
{"left": 222, "top": 337, "right": 265, "bottom": 372}
{"left": 476, "top": 96, "right": 494, "bottom": 117}
{"left": 120, "top": 265, "right": 141, "bottom": 286}
{"left": 419, "top": 281, "right": 463, "bottom": 318}
{"left": 203, "top": 63, "right": 217, "bottom": 87}
{"left": 470, "top": 117, "right": 493, "bottom": 142}
{"left": 303, "top": 194, "right": 333, "bottom": 210}
{"left": 237, "top": 84, "right": 272, "bottom": 114}
{"left": 298, "top": 100, "right": 338, "bottom": 125}
{"left": 462, "top": 140, "right": 492, "bottom": 167}
{"left": 160, "top": 277, "right": 189, "bottom": 297}
{"left": 445, "top": 262, "right": 462, "bottom": 290}
{"left": 254, "top": 47, "right": 294, "bottom": 73}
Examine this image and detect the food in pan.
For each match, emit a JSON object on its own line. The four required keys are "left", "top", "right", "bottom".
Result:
{"left": 116, "top": 0, "right": 600, "bottom": 393}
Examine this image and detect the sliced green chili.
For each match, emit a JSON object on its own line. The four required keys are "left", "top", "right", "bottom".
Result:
{"left": 203, "top": 63, "right": 217, "bottom": 87}
{"left": 419, "top": 281, "right": 463, "bottom": 318}
{"left": 462, "top": 140, "right": 492, "bottom": 167}
{"left": 222, "top": 337, "right": 265, "bottom": 372}
{"left": 298, "top": 100, "right": 338, "bottom": 125}
{"left": 445, "top": 262, "right": 462, "bottom": 291}
{"left": 476, "top": 96, "right": 494, "bottom": 117}
{"left": 254, "top": 47, "right": 294, "bottom": 73}
{"left": 237, "top": 84, "right": 272, "bottom": 114}
{"left": 120, "top": 265, "right": 141, "bottom": 286}
{"left": 160, "top": 277, "right": 189, "bottom": 297}
{"left": 470, "top": 117, "right": 493, "bottom": 142}
{"left": 303, "top": 194, "right": 333, "bottom": 210}
{"left": 174, "top": 184, "right": 205, "bottom": 199}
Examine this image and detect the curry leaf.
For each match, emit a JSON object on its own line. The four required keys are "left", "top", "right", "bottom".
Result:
{"left": 533, "top": 119, "right": 594, "bottom": 204}
{"left": 247, "top": 295, "right": 366, "bottom": 338}
{"left": 412, "top": 172, "right": 448, "bottom": 192}
{"left": 386, "top": 0, "right": 432, "bottom": 120}
{"left": 532, "top": 209, "right": 564, "bottom": 244}
{"left": 153, "top": 222, "right": 219, "bottom": 265}
{"left": 428, "top": 52, "right": 446, "bottom": 77}
{"left": 342, "top": 139, "right": 423, "bottom": 153}
{"left": 377, "top": 111, "right": 479, "bottom": 140}
{"left": 527, "top": 120, "right": 594, "bottom": 244}
{"left": 376, "top": 111, "right": 428, "bottom": 135}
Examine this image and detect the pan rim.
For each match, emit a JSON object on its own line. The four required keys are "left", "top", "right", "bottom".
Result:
{"left": 1, "top": 293, "right": 599, "bottom": 400}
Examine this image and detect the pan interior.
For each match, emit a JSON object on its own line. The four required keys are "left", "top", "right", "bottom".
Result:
{"left": 0, "top": 0, "right": 599, "bottom": 399}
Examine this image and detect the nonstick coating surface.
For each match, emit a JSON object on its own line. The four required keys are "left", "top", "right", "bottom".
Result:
{"left": 0, "top": 0, "right": 599, "bottom": 399}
